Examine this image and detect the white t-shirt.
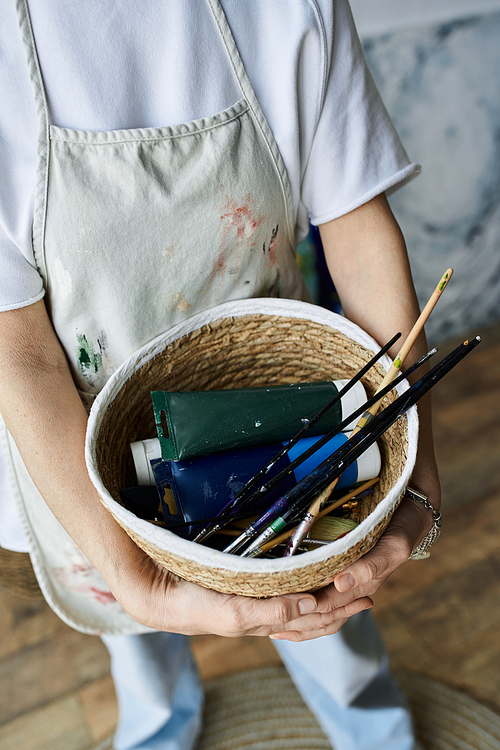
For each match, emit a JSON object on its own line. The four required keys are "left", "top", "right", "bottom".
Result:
{"left": 0, "top": 0, "right": 418, "bottom": 549}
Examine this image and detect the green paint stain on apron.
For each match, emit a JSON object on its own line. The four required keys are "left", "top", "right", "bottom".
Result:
{"left": 76, "top": 334, "right": 103, "bottom": 377}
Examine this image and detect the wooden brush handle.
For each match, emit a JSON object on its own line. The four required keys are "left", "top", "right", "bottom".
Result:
{"left": 364, "top": 268, "right": 453, "bottom": 420}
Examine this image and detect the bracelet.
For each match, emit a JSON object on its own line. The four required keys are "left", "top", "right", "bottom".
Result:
{"left": 405, "top": 487, "right": 442, "bottom": 560}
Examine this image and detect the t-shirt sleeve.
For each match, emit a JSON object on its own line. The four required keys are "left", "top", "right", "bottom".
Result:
{"left": 0, "top": 0, "right": 45, "bottom": 311}
{"left": 0, "top": 230, "right": 45, "bottom": 312}
{"left": 301, "top": 0, "right": 420, "bottom": 226}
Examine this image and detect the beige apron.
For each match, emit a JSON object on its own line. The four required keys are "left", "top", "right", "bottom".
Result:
{"left": 3, "top": 0, "right": 310, "bottom": 633}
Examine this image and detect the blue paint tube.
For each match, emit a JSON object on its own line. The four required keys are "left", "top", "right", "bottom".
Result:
{"left": 144, "top": 435, "right": 380, "bottom": 540}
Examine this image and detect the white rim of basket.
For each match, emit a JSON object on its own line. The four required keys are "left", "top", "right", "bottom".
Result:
{"left": 85, "top": 298, "right": 418, "bottom": 574}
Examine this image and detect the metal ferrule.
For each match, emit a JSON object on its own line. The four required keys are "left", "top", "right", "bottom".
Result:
{"left": 222, "top": 527, "right": 255, "bottom": 554}
{"left": 192, "top": 524, "right": 221, "bottom": 544}
{"left": 282, "top": 513, "right": 315, "bottom": 557}
{"left": 240, "top": 526, "right": 277, "bottom": 557}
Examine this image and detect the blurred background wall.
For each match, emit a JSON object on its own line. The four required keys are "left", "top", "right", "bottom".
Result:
{"left": 351, "top": 0, "right": 500, "bottom": 343}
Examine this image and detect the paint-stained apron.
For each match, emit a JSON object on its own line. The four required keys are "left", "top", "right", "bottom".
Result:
{"left": 2, "top": 0, "right": 311, "bottom": 634}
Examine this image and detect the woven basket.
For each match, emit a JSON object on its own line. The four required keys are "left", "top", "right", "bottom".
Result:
{"left": 86, "top": 299, "right": 418, "bottom": 597}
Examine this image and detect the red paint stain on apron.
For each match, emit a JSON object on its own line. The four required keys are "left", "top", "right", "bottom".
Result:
{"left": 90, "top": 587, "right": 117, "bottom": 604}
{"left": 213, "top": 195, "right": 266, "bottom": 297}
{"left": 220, "top": 194, "right": 264, "bottom": 244}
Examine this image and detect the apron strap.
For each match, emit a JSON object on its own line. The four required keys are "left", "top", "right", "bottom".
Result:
{"left": 15, "top": 0, "right": 51, "bottom": 278}
{"left": 206, "top": 0, "right": 294, "bottom": 242}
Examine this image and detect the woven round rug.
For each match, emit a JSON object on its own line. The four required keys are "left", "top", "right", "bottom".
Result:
{"left": 396, "top": 671, "right": 500, "bottom": 750}
{"left": 193, "top": 666, "right": 500, "bottom": 750}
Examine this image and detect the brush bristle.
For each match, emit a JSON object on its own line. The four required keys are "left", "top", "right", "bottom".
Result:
{"left": 309, "top": 516, "right": 358, "bottom": 542}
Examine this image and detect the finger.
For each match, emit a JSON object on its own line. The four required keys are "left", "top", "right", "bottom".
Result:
{"left": 332, "top": 496, "right": 432, "bottom": 595}
{"left": 287, "top": 582, "right": 367, "bottom": 620}
{"left": 313, "top": 581, "right": 354, "bottom": 611}
{"left": 272, "top": 596, "right": 373, "bottom": 637}
{"left": 270, "top": 618, "right": 348, "bottom": 642}
{"left": 334, "top": 531, "right": 411, "bottom": 594}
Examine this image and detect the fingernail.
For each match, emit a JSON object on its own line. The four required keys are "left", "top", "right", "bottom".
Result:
{"left": 269, "top": 634, "right": 284, "bottom": 640}
{"left": 298, "top": 598, "right": 317, "bottom": 615}
{"left": 336, "top": 573, "right": 355, "bottom": 592}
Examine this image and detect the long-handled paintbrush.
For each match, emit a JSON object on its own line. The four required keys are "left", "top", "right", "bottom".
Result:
{"left": 282, "top": 268, "right": 453, "bottom": 557}
{"left": 240, "top": 337, "right": 480, "bottom": 558}
{"left": 248, "top": 478, "right": 378, "bottom": 557}
{"left": 357, "top": 268, "right": 453, "bottom": 420}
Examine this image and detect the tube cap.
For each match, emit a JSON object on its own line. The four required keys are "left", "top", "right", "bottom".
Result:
{"left": 354, "top": 438, "right": 382, "bottom": 482}
{"left": 130, "top": 438, "right": 161, "bottom": 485}
{"left": 337, "top": 379, "right": 368, "bottom": 432}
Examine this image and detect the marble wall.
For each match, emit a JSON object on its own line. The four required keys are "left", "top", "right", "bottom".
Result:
{"left": 358, "top": 10, "right": 500, "bottom": 343}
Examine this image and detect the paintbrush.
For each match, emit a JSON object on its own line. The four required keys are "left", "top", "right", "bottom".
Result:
{"left": 282, "top": 268, "right": 453, "bottom": 557}
{"left": 262, "top": 517, "right": 359, "bottom": 557}
{"left": 240, "top": 337, "right": 480, "bottom": 558}
{"left": 246, "top": 336, "right": 480, "bottom": 558}
{"left": 245, "top": 479, "right": 378, "bottom": 557}
{"left": 358, "top": 268, "right": 453, "bottom": 420}
{"left": 240, "top": 407, "right": 407, "bottom": 558}
{"left": 304, "top": 516, "right": 359, "bottom": 545}
{"left": 191, "top": 332, "right": 402, "bottom": 544}
{"left": 223, "top": 347, "right": 435, "bottom": 555}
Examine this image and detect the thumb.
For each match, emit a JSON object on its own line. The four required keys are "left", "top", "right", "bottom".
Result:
{"left": 334, "top": 530, "right": 411, "bottom": 593}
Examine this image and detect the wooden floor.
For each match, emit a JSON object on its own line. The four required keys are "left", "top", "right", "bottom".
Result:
{"left": 1, "top": 324, "right": 499, "bottom": 750}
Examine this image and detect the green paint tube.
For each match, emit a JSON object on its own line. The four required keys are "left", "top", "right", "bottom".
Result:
{"left": 151, "top": 379, "right": 366, "bottom": 461}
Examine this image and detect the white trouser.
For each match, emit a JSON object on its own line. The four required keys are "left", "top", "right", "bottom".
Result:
{"left": 102, "top": 612, "right": 419, "bottom": 750}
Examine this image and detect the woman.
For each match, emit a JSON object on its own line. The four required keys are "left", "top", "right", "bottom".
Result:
{"left": 0, "top": 1, "right": 439, "bottom": 747}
